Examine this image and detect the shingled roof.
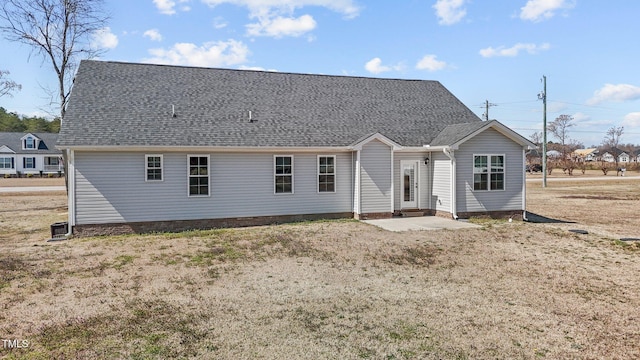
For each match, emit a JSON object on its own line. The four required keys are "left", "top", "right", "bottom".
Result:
{"left": 58, "top": 60, "right": 482, "bottom": 148}
{"left": 0, "top": 132, "right": 60, "bottom": 154}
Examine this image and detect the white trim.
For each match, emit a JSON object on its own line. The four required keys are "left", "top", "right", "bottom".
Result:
{"left": 0, "top": 145, "right": 15, "bottom": 154}
{"left": 187, "top": 154, "right": 211, "bottom": 197}
{"left": 522, "top": 147, "right": 527, "bottom": 221}
{"left": 317, "top": 155, "right": 336, "bottom": 194}
{"left": 273, "top": 155, "right": 294, "bottom": 195}
{"left": 67, "top": 149, "right": 76, "bottom": 228}
{"left": 350, "top": 133, "right": 402, "bottom": 151}
{"left": 56, "top": 145, "right": 353, "bottom": 153}
{"left": 450, "top": 121, "right": 536, "bottom": 150}
{"left": 145, "top": 154, "right": 164, "bottom": 182}
{"left": 354, "top": 150, "right": 361, "bottom": 215}
{"left": 443, "top": 148, "right": 457, "bottom": 219}
{"left": 20, "top": 133, "right": 40, "bottom": 150}
{"left": 472, "top": 154, "right": 506, "bottom": 192}
{"left": 390, "top": 151, "right": 395, "bottom": 211}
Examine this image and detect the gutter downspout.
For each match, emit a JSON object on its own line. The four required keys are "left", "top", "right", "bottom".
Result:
{"left": 522, "top": 146, "right": 529, "bottom": 221}
{"left": 353, "top": 150, "right": 361, "bottom": 218}
{"left": 65, "top": 149, "right": 75, "bottom": 237}
{"left": 443, "top": 147, "right": 458, "bottom": 220}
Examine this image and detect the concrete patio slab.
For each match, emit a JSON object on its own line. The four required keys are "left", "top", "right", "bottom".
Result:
{"left": 363, "top": 216, "right": 481, "bottom": 232}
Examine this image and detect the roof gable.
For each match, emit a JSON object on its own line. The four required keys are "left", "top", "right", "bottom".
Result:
{"left": 0, "top": 145, "right": 15, "bottom": 153}
{"left": 59, "top": 60, "right": 483, "bottom": 148}
{"left": 0, "top": 132, "right": 60, "bottom": 154}
{"left": 430, "top": 120, "right": 536, "bottom": 149}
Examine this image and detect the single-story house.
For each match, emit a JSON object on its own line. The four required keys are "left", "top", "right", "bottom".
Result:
{"left": 0, "top": 132, "right": 63, "bottom": 177}
{"left": 57, "top": 60, "right": 535, "bottom": 236}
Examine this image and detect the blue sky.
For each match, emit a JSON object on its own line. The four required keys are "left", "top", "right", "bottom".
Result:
{"left": 1, "top": 0, "right": 640, "bottom": 147}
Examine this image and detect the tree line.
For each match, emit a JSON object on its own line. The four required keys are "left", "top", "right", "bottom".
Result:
{"left": 529, "top": 114, "right": 631, "bottom": 175}
{"left": 0, "top": 107, "right": 60, "bottom": 133}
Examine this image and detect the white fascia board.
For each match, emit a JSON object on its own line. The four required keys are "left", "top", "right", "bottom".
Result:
{"left": 350, "top": 133, "right": 402, "bottom": 151}
{"left": 452, "top": 121, "right": 536, "bottom": 150}
{"left": 55, "top": 145, "right": 354, "bottom": 153}
{"left": 0, "top": 145, "right": 16, "bottom": 153}
{"left": 396, "top": 145, "right": 449, "bottom": 152}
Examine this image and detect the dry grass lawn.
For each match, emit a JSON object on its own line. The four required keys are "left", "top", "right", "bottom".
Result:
{"left": 1, "top": 179, "right": 639, "bottom": 359}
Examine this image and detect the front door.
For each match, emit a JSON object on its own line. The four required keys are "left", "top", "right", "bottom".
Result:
{"left": 401, "top": 161, "right": 418, "bottom": 208}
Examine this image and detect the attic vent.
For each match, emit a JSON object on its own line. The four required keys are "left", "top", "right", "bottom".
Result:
{"left": 248, "top": 110, "right": 256, "bottom": 123}
{"left": 172, "top": 104, "right": 176, "bottom": 118}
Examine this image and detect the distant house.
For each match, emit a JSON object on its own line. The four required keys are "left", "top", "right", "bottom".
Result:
{"left": 546, "top": 150, "right": 562, "bottom": 159}
{"left": 0, "top": 132, "right": 63, "bottom": 177}
{"left": 573, "top": 148, "right": 598, "bottom": 162}
{"left": 618, "top": 152, "right": 630, "bottom": 163}
{"left": 58, "top": 60, "right": 536, "bottom": 236}
{"left": 600, "top": 152, "right": 615, "bottom": 162}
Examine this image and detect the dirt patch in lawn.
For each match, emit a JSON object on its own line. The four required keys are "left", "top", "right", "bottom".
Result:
{"left": 0, "top": 177, "right": 65, "bottom": 187}
{"left": 0, "top": 181, "right": 639, "bottom": 359}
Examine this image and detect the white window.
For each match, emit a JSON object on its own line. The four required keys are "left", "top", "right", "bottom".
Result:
{"left": 188, "top": 155, "right": 209, "bottom": 196}
{"left": 24, "top": 136, "right": 35, "bottom": 149}
{"left": 0, "top": 157, "right": 13, "bottom": 169}
{"left": 318, "top": 155, "right": 336, "bottom": 193}
{"left": 24, "top": 157, "right": 36, "bottom": 169}
{"left": 146, "top": 155, "right": 163, "bottom": 181}
{"left": 274, "top": 155, "right": 293, "bottom": 194}
{"left": 473, "top": 155, "right": 504, "bottom": 191}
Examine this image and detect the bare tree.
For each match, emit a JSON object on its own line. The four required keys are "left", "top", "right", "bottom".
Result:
{"left": 547, "top": 114, "right": 577, "bottom": 175}
{"left": 0, "top": 70, "right": 21, "bottom": 97}
{"left": 602, "top": 126, "right": 624, "bottom": 170}
{"left": 548, "top": 114, "right": 575, "bottom": 155}
{"left": 0, "top": 0, "right": 108, "bottom": 118}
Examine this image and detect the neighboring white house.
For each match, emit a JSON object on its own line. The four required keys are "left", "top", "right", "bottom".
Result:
{"left": 0, "top": 132, "right": 63, "bottom": 177}
{"left": 600, "top": 150, "right": 630, "bottom": 163}
{"left": 618, "top": 152, "right": 630, "bottom": 163}
{"left": 58, "top": 60, "right": 536, "bottom": 236}
{"left": 600, "top": 152, "right": 615, "bottom": 162}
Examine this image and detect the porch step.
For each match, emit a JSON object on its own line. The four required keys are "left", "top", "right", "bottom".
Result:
{"left": 401, "top": 210, "right": 424, "bottom": 217}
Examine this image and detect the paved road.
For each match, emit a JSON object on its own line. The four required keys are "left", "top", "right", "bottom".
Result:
{"left": 526, "top": 175, "right": 640, "bottom": 182}
{"left": 0, "top": 186, "right": 66, "bottom": 193}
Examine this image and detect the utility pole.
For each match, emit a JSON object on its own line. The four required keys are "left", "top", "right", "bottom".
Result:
{"left": 482, "top": 100, "right": 497, "bottom": 121}
{"left": 538, "top": 76, "right": 547, "bottom": 188}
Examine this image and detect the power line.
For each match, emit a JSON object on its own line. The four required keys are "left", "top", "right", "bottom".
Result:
{"left": 479, "top": 100, "right": 497, "bottom": 121}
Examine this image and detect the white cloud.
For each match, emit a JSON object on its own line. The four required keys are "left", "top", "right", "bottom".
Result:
{"left": 143, "top": 39, "right": 250, "bottom": 67}
{"left": 238, "top": 65, "right": 279, "bottom": 72}
{"left": 520, "top": 0, "right": 575, "bottom": 22}
{"left": 246, "top": 14, "right": 316, "bottom": 37}
{"left": 433, "top": 0, "right": 467, "bottom": 25}
{"left": 153, "top": 0, "right": 191, "bottom": 15}
{"left": 213, "top": 16, "right": 228, "bottom": 29}
{"left": 587, "top": 84, "right": 640, "bottom": 105}
{"left": 91, "top": 27, "right": 118, "bottom": 49}
{"left": 364, "top": 58, "right": 404, "bottom": 75}
{"left": 143, "top": 29, "right": 163, "bottom": 42}
{"left": 201, "top": 0, "right": 360, "bottom": 19}
{"left": 415, "top": 54, "right": 447, "bottom": 72}
{"left": 479, "top": 43, "right": 550, "bottom": 57}
{"left": 622, "top": 112, "right": 640, "bottom": 128}
{"left": 201, "top": 0, "right": 359, "bottom": 37}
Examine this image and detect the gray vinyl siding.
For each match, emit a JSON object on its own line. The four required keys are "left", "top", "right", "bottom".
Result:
{"left": 74, "top": 151, "right": 353, "bottom": 225}
{"left": 359, "top": 140, "right": 392, "bottom": 213}
{"left": 393, "top": 152, "right": 431, "bottom": 210}
{"left": 456, "top": 128, "right": 524, "bottom": 213}
{"left": 431, "top": 151, "right": 451, "bottom": 213}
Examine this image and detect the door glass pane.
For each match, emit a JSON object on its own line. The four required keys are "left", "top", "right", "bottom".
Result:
{"left": 403, "top": 167, "right": 415, "bottom": 202}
